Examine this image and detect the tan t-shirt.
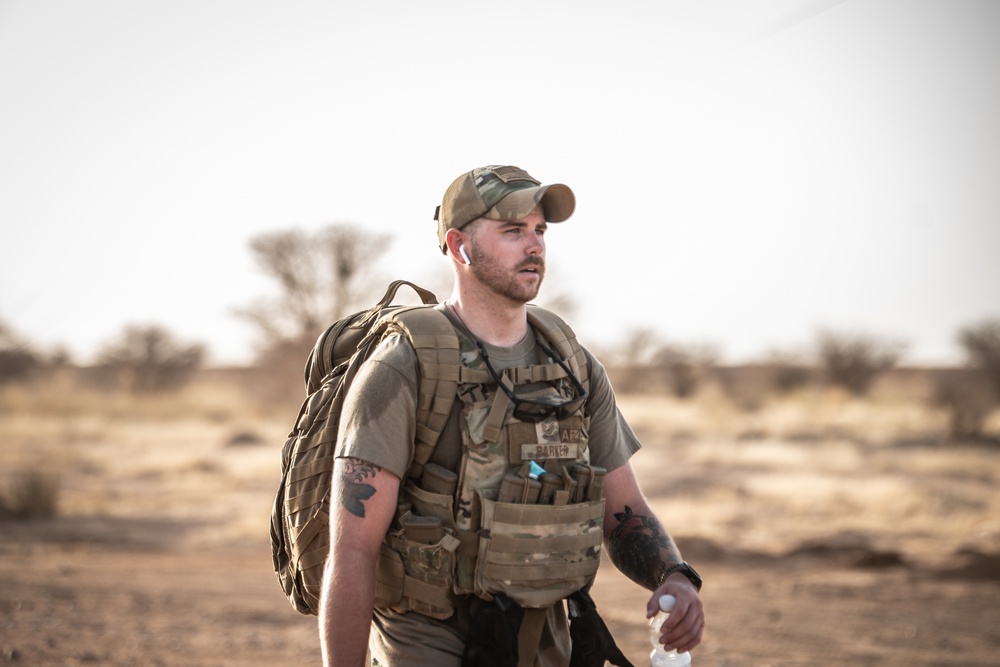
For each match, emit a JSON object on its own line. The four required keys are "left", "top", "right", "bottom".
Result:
{"left": 335, "top": 316, "right": 641, "bottom": 667}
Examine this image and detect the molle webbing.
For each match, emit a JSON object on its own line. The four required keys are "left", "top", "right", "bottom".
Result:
{"left": 380, "top": 306, "right": 462, "bottom": 480}
{"left": 474, "top": 306, "right": 588, "bottom": 445}
{"left": 526, "top": 306, "right": 589, "bottom": 387}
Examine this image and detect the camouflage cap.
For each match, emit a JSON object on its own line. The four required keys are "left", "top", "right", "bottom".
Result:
{"left": 434, "top": 165, "right": 575, "bottom": 253}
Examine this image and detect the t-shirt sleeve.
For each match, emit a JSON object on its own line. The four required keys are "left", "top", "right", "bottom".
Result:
{"left": 335, "top": 335, "right": 420, "bottom": 480}
{"left": 583, "top": 348, "right": 642, "bottom": 472}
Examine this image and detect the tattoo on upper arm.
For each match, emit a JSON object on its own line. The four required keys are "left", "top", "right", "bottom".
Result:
{"left": 338, "top": 458, "right": 382, "bottom": 518}
{"left": 606, "top": 505, "right": 678, "bottom": 590}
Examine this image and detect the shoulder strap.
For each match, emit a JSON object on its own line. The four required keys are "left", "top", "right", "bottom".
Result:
{"left": 304, "top": 281, "right": 440, "bottom": 394}
{"left": 379, "top": 305, "right": 462, "bottom": 480}
{"left": 526, "top": 305, "right": 590, "bottom": 389}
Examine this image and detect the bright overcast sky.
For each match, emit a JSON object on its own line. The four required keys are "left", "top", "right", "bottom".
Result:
{"left": 1, "top": 0, "right": 997, "bottom": 366}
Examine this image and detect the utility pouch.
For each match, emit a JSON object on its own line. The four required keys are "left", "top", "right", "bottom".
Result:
{"left": 402, "top": 515, "right": 444, "bottom": 544}
{"left": 403, "top": 480, "right": 457, "bottom": 530}
{"left": 497, "top": 473, "right": 541, "bottom": 504}
{"left": 374, "top": 542, "right": 405, "bottom": 608}
{"left": 538, "top": 473, "right": 563, "bottom": 505}
{"left": 422, "top": 463, "right": 458, "bottom": 497}
{"left": 569, "top": 464, "right": 607, "bottom": 503}
{"left": 475, "top": 489, "right": 605, "bottom": 608}
{"left": 382, "top": 481, "right": 462, "bottom": 619}
{"left": 395, "top": 520, "right": 461, "bottom": 620}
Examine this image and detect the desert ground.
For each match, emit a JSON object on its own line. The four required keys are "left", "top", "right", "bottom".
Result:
{"left": 2, "top": 368, "right": 998, "bottom": 666}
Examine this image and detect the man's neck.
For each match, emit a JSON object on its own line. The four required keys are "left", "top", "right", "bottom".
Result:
{"left": 447, "top": 286, "right": 529, "bottom": 348}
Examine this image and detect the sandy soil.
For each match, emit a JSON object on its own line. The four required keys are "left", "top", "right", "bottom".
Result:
{"left": 2, "top": 387, "right": 999, "bottom": 666}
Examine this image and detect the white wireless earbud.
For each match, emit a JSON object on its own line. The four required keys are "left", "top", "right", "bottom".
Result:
{"left": 458, "top": 244, "right": 472, "bottom": 265}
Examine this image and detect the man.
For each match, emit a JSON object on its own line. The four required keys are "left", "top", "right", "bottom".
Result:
{"left": 320, "top": 165, "right": 705, "bottom": 667}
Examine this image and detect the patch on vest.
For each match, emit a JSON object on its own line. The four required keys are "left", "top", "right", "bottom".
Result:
{"left": 521, "top": 442, "right": 583, "bottom": 461}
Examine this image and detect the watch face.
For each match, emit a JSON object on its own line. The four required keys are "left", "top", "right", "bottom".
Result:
{"left": 675, "top": 563, "right": 703, "bottom": 590}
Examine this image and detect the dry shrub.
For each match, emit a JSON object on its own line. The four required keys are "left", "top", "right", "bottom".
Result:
{"left": 958, "top": 318, "right": 1000, "bottom": 392}
{"left": 817, "top": 329, "right": 905, "bottom": 396}
{"left": 0, "top": 469, "right": 59, "bottom": 519}
{"left": 0, "top": 318, "right": 44, "bottom": 385}
{"left": 717, "top": 361, "right": 817, "bottom": 412}
{"left": 932, "top": 369, "right": 998, "bottom": 441}
{"left": 651, "top": 343, "right": 718, "bottom": 399}
{"left": 93, "top": 325, "right": 204, "bottom": 394}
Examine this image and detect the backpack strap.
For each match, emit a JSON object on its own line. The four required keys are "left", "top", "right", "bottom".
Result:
{"left": 304, "top": 281, "right": 441, "bottom": 394}
{"left": 526, "top": 305, "right": 590, "bottom": 390}
{"left": 380, "top": 306, "right": 462, "bottom": 481}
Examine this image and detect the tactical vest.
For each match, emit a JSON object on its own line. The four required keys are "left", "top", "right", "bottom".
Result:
{"left": 373, "top": 307, "right": 605, "bottom": 620}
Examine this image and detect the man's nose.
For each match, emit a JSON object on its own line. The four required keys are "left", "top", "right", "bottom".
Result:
{"left": 525, "top": 233, "right": 544, "bottom": 256}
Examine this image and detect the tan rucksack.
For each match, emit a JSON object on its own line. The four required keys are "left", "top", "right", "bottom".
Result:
{"left": 269, "top": 280, "right": 462, "bottom": 615}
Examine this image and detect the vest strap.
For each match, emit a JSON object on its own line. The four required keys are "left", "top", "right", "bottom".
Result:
{"left": 517, "top": 608, "right": 548, "bottom": 667}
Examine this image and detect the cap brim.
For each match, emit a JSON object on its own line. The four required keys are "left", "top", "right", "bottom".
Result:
{"left": 488, "top": 184, "right": 575, "bottom": 223}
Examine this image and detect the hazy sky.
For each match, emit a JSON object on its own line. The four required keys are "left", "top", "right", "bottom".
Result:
{"left": 1, "top": 0, "right": 998, "bottom": 366}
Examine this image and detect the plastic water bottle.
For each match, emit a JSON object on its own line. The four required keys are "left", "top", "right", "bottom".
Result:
{"left": 649, "top": 594, "right": 692, "bottom": 666}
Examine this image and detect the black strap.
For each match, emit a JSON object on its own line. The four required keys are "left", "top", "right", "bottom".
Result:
{"left": 567, "top": 589, "right": 636, "bottom": 667}
{"left": 461, "top": 594, "right": 524, "bottom": 667}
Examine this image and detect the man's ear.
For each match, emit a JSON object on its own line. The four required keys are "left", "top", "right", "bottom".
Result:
{"left": 445, "top": 230, "right": 469, "bottom": 265}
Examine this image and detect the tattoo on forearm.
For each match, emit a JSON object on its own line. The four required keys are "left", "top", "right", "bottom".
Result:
{"left": 338, "top": 457, "right": 382, "bottom": 518}
{"left": 606, "top": 505, "right": 679, "bottom": 590}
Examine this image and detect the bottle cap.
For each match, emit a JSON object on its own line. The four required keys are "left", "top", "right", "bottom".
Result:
{"left": 658, "top": 594, "right": 677, "bottom": 613}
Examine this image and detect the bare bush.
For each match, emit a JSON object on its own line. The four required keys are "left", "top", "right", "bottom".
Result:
{"left": 0, "top": 470, "right": 59, "bottom": 519}
{"left": 0, "top": 318, "right": 43, "bottom": 385}
{"left": 764, "top": 350, "right": 814, "bottom": 395}
{"left": 816, "top": 329, "right": 905, "bottom": 396}
{"left": 237, "top": 223, "right": 391, "bottom": 354}
{"left": 931, "top": 317, "right": 1000, "bottom": 441}
{"left": 94, "top": 325, "right": 205, "bottom": 393}
{"left": 932, "top": 370, "right": 995, "bottom": 441}
{"left": 958, "top": 317, "right": 1000, "bottom": 398}
{"left": 652, "top": 343, "right": 718, "bottom": 399}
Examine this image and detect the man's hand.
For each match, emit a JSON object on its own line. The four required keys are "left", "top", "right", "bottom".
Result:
{"left": 646, "top": 576, "right": 704, "bottom": 654}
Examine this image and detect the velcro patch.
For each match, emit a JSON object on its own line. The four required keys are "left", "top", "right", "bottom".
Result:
{"left": 521, "top": 443, "right": 582, "bottom": 461}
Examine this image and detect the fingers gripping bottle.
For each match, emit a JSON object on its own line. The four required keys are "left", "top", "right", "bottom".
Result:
{"left": 649, "top": 595, "right": 692, "bottom": 666}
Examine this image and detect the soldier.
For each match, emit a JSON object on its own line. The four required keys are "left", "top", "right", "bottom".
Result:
{"left": 319, "top": 165, "right": 705, "bottom": 667}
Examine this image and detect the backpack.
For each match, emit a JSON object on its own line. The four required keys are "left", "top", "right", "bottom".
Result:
{"left": 269, "top": 279, "right": 590, "bottom": 616}
{"left": 269, "top": 280, "right": 462, "bottom": 615}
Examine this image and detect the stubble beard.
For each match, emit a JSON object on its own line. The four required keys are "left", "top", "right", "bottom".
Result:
{"left": 470, "top": 254, "right": 546, "bottom": 305}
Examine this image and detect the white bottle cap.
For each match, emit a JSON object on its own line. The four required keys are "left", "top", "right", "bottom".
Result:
{"left": 658, "top": 594, "right": 677, "bottom": 613}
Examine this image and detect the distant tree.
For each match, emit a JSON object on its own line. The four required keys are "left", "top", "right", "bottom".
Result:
{"left": 0, "top": 317, "right": 42, "bottom": 385}
{"left": 237, "top": 223, "right": 392, "bottom": 352}
{"left": 932, "top": 371, "right": 995, "bottom": 441}
{"left": 95, "top": 324, "right": 204, "bottom": 393}
{"left": 762, "top": 349, "right": 813, "bottom": 395}
{"left": 652, "top": 342, "right": 718, "bottom": 399}
{"left": 957, "top": 317, "right": 1000, "bottom": 398}
{"left": 621, "top": 328, "right": 660, "bottom": 366}
{"left": 929, "top": 317, "right": 1000, "bottom": 442}
{"left": 816, "top": 329, "right": 905, "bottom": 396}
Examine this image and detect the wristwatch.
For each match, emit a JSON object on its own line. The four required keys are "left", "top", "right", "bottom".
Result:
{"left": 659, "top": 561, "right": 703, "bottom": 591}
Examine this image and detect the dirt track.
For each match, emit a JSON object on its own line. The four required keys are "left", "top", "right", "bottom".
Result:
{"left": 3, "top": 507, "right": 998, "bottom": 666}
{"left": 2, "top": 388, "right": 999, "bottom": 665}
